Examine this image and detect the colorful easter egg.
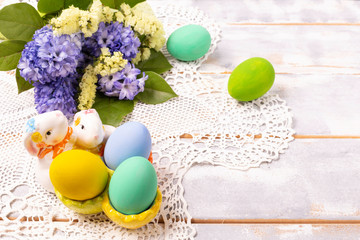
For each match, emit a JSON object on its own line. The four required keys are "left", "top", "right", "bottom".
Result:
{"left": 228, "top": 57, "right": 275, "bottom": 101}
{"left": 167, "top": 24, "right": 211, "bottom": 61}
{"left": 49, "top": 149, "right": 108, "bottom": 201}
{"left": 108, "top": 156, "right": 158, "bottom": 215}
{"left": 104, "top": 122, "right": 151, "bottom": 170}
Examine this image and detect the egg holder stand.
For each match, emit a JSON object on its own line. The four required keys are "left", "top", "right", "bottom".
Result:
{"left": 54, "top": 157, "right": 162, "bottom": 230}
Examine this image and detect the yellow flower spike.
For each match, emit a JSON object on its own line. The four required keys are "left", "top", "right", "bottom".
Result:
{"left": 78, "top": 65, "right": 98, "bottom": 110}
{"left": 141, "top": 48, "right": 151, "bottom": 61}
{"left": 102, "top": 188, "right": 162, "bottom": 229}
{"left": 51, "top": 0, "right": 113, "bottom": 37}
{"left": 121, "top": 2, "right": 165, "bottom": 62}
{"left": 120, "top": 3, "right": 132, "bottom": 16}
{"left": 102, "top": 6, "right": 116, "bottom": 23}
{"left": 31, "top": 132, "right": 42, "bottom": 143}
{"left": 115, "top": 11, "right": 125, "bottom": 22}
{"left": 93, "top": 49, "right": 127, "bottom": 77}
{"left": 101, "top": 47, "right": 111, "bottom": 56}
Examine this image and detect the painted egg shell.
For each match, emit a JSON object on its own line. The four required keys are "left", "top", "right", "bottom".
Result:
{"left": 228, "top": 57, "right": 275, "bottom": 101}
{"left": 108, "top": 156, "right": 158, "bottom": 215}
{"left": 166, "top": 24, "right": 211, "bottom": 61}
{"left": 49, "top": 150, "right": 108, "bottom": 201}
{"left": 104, "top": 122, "right": 151, "bottom": 170}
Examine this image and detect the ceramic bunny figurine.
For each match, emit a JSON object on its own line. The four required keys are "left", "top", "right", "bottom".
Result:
{"left": 24, "top": 110, "right": 76, "bottom": 192}
{"left": 72, "top": 109, "right": 115, "bottom": 156}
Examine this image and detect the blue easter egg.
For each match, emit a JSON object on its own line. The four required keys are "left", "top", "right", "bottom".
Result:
{"left": 104, "top": 122, "right": 152, "bottom": 170}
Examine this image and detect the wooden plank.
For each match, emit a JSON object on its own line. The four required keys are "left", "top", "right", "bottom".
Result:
{"left": 228, "top": 23, "right": 360, "bottom": 26}
{"left": 294, "top": 135, "right": 360, "bottom": 139}
{"left": 201, "top": 74, "right": 360, "bottom": 135}
{"left": 192, "top": 219, "right": 360, "bottom": 224}
{"left": 272, "top": 73, "right": 360, "bottom": 135}
{"left": 197, "top": 25, "right": 360, "bottom": 75}
{"left": 183, "top": 139, "right": 360, "bottom": 220}
{"left": 195, "top": 224, "right": 360, "bottom": 240}
{"left": 149, "top": 0, "right": 360, "bottom": 23}
{"left": 181, "top": 134, "right": 360, "bottom": 139}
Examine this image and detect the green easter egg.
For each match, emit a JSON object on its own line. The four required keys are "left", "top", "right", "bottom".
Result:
{"left": 228, "top": 57, "right": 275, "bottom": 101}
{"left": 167, "top": 24, "right": 211, "bottom": 61}
{"left": 108, "top": 156, "right": 158, "bottom": 215}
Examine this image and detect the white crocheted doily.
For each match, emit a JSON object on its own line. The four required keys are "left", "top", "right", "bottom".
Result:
{"left": 0, "top": 1, "right": 295, "bottom": 239}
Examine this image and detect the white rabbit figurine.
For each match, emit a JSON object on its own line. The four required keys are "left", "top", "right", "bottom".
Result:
{"left": 24, "top": 111, "right": 76, "bottom": 192}
{"left": 72, "top": 109, "right": 115, "bottom": 156}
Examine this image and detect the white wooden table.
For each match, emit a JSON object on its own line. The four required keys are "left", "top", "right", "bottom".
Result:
{"left": 1, "top": 0, "right": 359, "bottom": 238}
{"left": 148, "top": 0, "right": 360, "bottom": 238}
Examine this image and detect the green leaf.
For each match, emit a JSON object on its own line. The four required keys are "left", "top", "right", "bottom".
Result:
{"left": 92, "top": 93, "right": 134, "bottom": 126}
{"left": 0, "top": 40, "right": 26, "bottom": 71}
{"left": 38, "top": 0, "right": 92, "bottom": 15}
{"left": 100, "top": 0, "right": 122, "bottom": 9}
{"left": 42, "top": 12, "right": 61, "bottom": 23}
{"left": 100, "top": 0, "right": 145, "bottom": 9}
{"left": 0, "top": 32, "right": 6, "bottom": 40}
{"left": 65, "top": 0, "right": 93, "bottom": 10}
{"left": 16, "top": 68, "right": 33, "bottom": 94}
{"left": 136, "top": 71, "right": 178, "bottom": 104}
{"left": 136, "top": 49, "right": 172, "bottom": 74}
{"left": 38, "top": 0, "right": 64, "bottom": 14}
{"left": 124, "top": 0, "right": 145, "bottom": 7}
{"left": 0, "top": 3, "right": 44, "bottom": 42}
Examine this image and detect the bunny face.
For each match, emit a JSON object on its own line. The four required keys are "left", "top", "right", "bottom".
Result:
{"left": 73, "top": 109, "right": 105, "bottom": 149}
{"left": 33, "top": 111, "right": 68, "bottom": 145}
{"left": 24, "top": 110, "right": 69, "bottom": 156}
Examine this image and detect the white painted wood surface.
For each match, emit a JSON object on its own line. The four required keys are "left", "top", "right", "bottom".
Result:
{"left": 195, "top": 224, "right": 360, "bottom": 239}
{"left": 198, "top": 25, "right": 360, "bottom": 75}
{"left": 150, "top": 0, "right": 360, "bottom": 23}
{"left": 150, "top": 0, "right": 360, "bottom": 238}
{"left": 1, "top": 0, "right": 360, "bottom": 238}
{"left": 203, "top": 74, "right": 360, "bottom": 135}
{"left": 184, "top": 139, "right": 360, "bottom": 219}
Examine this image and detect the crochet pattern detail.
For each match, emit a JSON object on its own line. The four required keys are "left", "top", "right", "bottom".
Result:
{"left": 0, "top": 1, "right": 294, "bottom": 239}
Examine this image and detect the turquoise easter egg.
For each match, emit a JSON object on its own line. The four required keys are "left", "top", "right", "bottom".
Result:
{"left": 167, "top": 24, "right": 211, "bottom": 61}
{"left": 108, "top": 156, "right": 158, "bottom": 215}
{"left": 104, "top": 122, "right": 151, "bottom": 170}
{"left": 228, "top": 57, "right": 275, "bottom": 101}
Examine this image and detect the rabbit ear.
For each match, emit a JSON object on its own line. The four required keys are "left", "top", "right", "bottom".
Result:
{"left": 24, "top": 133, "right": 39, "bottom": 156}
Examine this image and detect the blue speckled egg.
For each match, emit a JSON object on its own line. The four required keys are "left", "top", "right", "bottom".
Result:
{"left": 104, "top": 122, "right": 151, "bottom": 170}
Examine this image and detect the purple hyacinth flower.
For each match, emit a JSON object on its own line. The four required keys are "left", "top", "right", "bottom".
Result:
{"left": 97, "top": 63, "right": 147, "bottom": 100}
{"left": 17, "top": 26, "right": 82, "bottom": 118}
{"left": 18, "top": 26, "right": 82, "bottom": 84}
{"left": 117, "top": 78, "right": 141, "bottom": 100}
{"left": 83, "top": 22, "right": 140, "bottom": 62}
{"left": 33, "top": 74, "right": 78, "bottom": 118}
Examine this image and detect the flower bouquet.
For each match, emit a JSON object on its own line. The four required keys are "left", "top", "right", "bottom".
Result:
{"left": 0, "top": 0, "right": 177, "bottom": 126}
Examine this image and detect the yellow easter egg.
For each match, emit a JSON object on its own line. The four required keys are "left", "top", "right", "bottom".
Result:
{"left": 50, "top": 149, "right": 108, "bottom": 201}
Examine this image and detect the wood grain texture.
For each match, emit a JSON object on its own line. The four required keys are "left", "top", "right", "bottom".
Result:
{"left": 1, "top": 0, "right": 360, "bottom": 238}
{"left": 183, "top": 139, "right": 360, "bottom": 220}
{"left": 195, "top": 224, "right": 360, "bottom": 239}
{"left": 198, "top": 25, "right": 360, "bottom": 75}
{"left": 150, "top": 0, "right": 360, "bottom": 23}
{"left": 202, "top": 73, "right": 360, "bottom": 135}
{"left": 192, "top": 0, "right": 360, "bottom": 23}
